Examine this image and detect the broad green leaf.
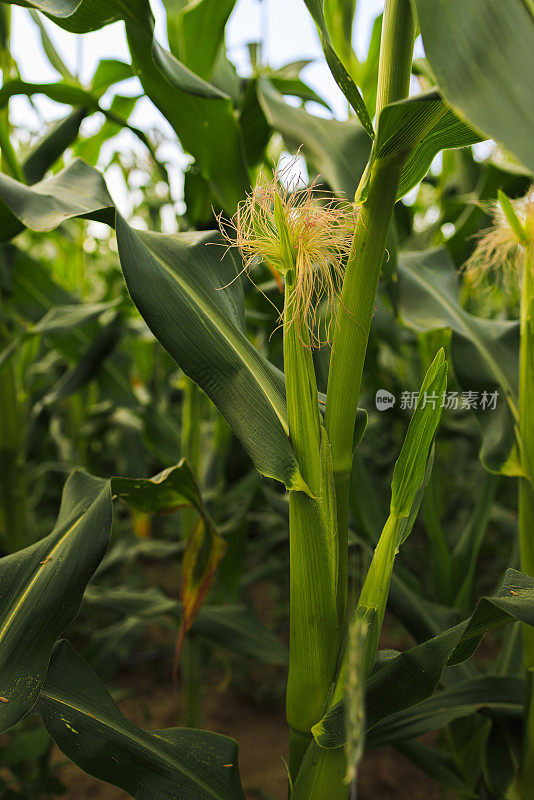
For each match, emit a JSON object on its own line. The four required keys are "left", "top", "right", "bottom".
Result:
{"left": 358, "top": 91, "right": 481, "bottom": 202}
{"left": 112, "top": 460, "right": 203, "bottom": 514}
{"left": 115, "top": 214, "right": 305, "bottom": 490}
{"left": 0, "top": 77, "right": 98, "bottom": 109}
{"left": 0, "top": 470, "right": 112, "bottom": 733}
{"left": 258, "top": 78, "right": 370, "bottom": 199}
{"left": 396, "top": 108, "right": 482, "bottom": 200}
{"left": 301, "top": 0, "right": 373, "bottom": 137}
{"left": 163, "top": 0, "right": 236, "bottom": 80}
{"left": 391, "top": 350, "right": 447, "bottom": 518}
{"left": 0, "top": 0, "right": 152, "bottom": 34}
{"left": 314, "top": 569, "right": 534, "bottom": 748}
{"left": 398, "top": 247, "right": 521, "bottom": 475}
{"left": 37, "top": 641, "right": 246, "bottom": 800}
{"left": 90, "top": 58, "right": 132, "bottom": 94}
{"left": 414, "top": 0, "right": 534, "bottom": 173}
{"left": 0, "top": 158, "right": 114, "bottom": 241}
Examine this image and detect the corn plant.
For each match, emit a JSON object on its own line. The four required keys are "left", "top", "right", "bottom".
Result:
{"left": 1, "top": 1, "right": 534, "bottom": 799}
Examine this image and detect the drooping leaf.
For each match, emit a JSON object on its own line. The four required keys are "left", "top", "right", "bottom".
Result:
{"left": 0, "top": 0, "right": 152, "bottom": 34}
{"left": 115, "top": 214, "right": 305, "bottom": 490}
{"left": 414, "top": 0, "right": 534, "bottom": 173}
{"left": 367, "top": 676, "right": 524, "bottom": 749}
{"left": 0, "top": 471, "right": 112, "bottom": 733}
{"left": 0, "top": 158, "right": 114, "bottom": 241}
{"left": 112, "top": 460, "right": 203, "bottom": 515}
{"left": 358, "top": 91, "right": 482, "bottom": 202}
{"left": 313, "top": 569, "right": 534, "bottom": 749}
{"left": 37, "top": 641, "right": 246, "bottom": 800}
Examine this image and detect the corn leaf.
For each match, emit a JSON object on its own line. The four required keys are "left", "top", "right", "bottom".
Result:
{"left": 0, "top": 158, "right": 114, "bottom": 241}
{"left": 301, "top": 0, "right": 373, "bottom": 138}
{"left": 37, "top": 641, "right": 246, "bottom": 800}
{"left": 162, "top": 0, "right": 236, "bottom": 80}
{"left": 113, "top": 462, "right": 227, "bottom": 666}
{"left": 358, "top": 91, "right": 482, "bottom": 202}
{"left": 82, "top": 586, "right": 288, "bottom": 665}
{"left": 314, "top": 568, "right": 534, "bottom": 749}
{"left": 0, "top": 471, "right": 112, "bottom": 733}
{"left": 115, "top": 214, "right": 305, "bottom": 490}
{"left": 414, "top": 0, "right": 534, "bottom": 173}
{"left": 367, "top": 676, "right": 524, "bottom": 749}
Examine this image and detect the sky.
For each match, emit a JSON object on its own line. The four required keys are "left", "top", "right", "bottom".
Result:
{"left": 6, "top": 0, "right": 404, "bottom": 218}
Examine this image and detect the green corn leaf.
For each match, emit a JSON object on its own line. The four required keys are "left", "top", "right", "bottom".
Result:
{"left": 358, "top": 91, "right": 482, "bottom": 202}
{"left": 0, "top": 158, "right": 114, "bottom": 241}
{"left": 28, "top": 8, "right": 75, "bottom": 79}
{"left": 0, "top": 0, "right": 152, "bottom": 34}
{"left": 90, "top": 57, "right": 132, "bottom": 93}
{"left": 115, "top": 214, "right": 305, "bottom": 491}
{"left": 111, "top": 460, "right": 205, "bottom": 515}
{"left": 162, "top": 0, "right": 237, "bottom": 81}
{"left": 37, "top": 641, "right": 246, "bottom": 800}
{"left": 313, "top": 568, "right": 534, "bottom": 749}
{"left": 413, "top": 0, "right": 534, "bottom": 173}
{"left": 301, "top": 0, "right": 373, "bottom": 138}
{"left": 391, "top": 350, "right": 447, "bottom": 518}
{"left": 398, "top": 247, "right": 521, "bottom": 476}
{"left": 367, "top": 676, "right": 524, "bottom": 749}
{"left": 0, "top": 471, "right": 112, "bottom": 733}
{"left": 0, "top": 78, "right": 97, "bottom": 110}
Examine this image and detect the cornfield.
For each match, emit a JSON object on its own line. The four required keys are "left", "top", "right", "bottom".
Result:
{"left": 0, "top": 1, "right": 533, "bottom": 799}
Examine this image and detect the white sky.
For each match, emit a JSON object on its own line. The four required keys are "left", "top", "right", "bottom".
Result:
{"left": 7, "top": 1, "right": 426, "bottom": 217}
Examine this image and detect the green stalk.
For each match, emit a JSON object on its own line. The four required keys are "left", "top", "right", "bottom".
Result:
{"left": 518, "top": 239, "right": 534, "bottom": 797}
{"left": 274, "top": 197, "right": 340, "bottom": 780}
{"left": 324, "top": 0, "right": 416, "bottom": 625}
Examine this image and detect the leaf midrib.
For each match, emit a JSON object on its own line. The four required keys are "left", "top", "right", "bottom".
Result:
{"left": 135, "top": 235, "right": 290, "bottom": 436}
{"left": 0, "top": 512, "right": 86, "bottom": 645}
{"left": 40, "top": 691, "right": 229, "bottom": 800}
